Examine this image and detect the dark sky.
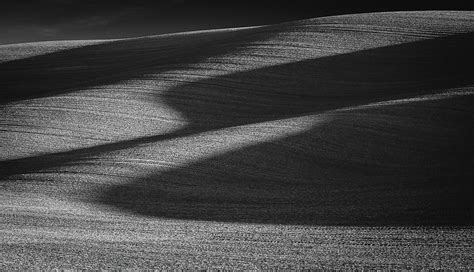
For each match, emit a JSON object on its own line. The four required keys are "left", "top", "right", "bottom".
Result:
{"left": 1, "top": 0, "right": 472, "bottom": 45}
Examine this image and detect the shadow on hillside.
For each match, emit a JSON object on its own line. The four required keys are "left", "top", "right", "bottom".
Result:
{"left": 1, "top": 32, "right": 473, "bottom": 225}
{"left": 100, "top": 32, "right": 474, "bottom": 225}
{"left": 0, "top": 25, "right": 276, "bottom": 103}
{"left": 161, "top": 32, "right": 474, "bottom": 132}
{"left": 102, "top": 92, "right": 473, "bottom": 225}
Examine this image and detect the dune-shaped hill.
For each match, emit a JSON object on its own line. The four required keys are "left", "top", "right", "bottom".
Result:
{"left": 1, "top": 11, "right": 473, "bottom": 269}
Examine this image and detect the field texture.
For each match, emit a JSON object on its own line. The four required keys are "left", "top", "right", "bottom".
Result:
{"left": 1, "top": 11, "right": 473, "bottom": 269}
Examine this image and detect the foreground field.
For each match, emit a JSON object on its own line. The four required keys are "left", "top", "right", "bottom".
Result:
{"left": 1, "top": 11, "right": 473, "bottom": 269}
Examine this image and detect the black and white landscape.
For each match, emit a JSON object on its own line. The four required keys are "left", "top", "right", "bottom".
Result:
{"left": 0, "top": 6, "right": 473, "bottom": 270}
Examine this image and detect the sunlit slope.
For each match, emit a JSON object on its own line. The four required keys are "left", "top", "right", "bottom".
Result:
{"left": 0, "top": 11, "right": 473, "bottom": 269}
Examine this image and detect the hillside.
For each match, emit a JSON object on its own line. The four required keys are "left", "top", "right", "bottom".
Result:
{"left": 1, "top": 11, "right": 473, "bottom": 269}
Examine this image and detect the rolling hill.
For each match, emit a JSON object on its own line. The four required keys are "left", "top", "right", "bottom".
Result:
{"left": 1, "top": 11, "right": 473, "bottom": 269}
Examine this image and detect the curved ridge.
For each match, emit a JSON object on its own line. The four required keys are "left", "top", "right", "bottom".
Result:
{"left": 1, "top": 11, "right": 473, "bottom": 269}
